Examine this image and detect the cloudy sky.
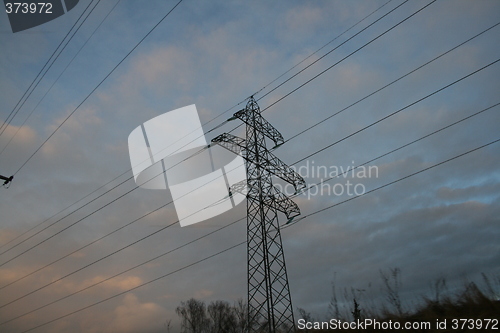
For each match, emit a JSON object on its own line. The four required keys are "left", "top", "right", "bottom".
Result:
{"left": 1, "top": 0, "right": 499, "bottom": 332}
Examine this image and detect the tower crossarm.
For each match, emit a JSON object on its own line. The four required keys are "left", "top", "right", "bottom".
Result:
{"left": 229, "top": 179, "right": 248, "bottom": 195}
{"left": 229, "top": 180, "right": 299, "bottom": 221}
{"left": 260, "top": 151, "right": 306, "bottom": 194}
{"left": 211, "top": 133, "right": 245, "bottom": 155}
{"left": 212, "top": 133, "right": 306, "bottom": 193}
{"left": 233, "top": 108, "right": 284, "bottom": 147}
{"left": 269, "top": 186, "right": 301, "bottom": 220}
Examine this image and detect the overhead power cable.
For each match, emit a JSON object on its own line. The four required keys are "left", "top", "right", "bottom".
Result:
{"left": 252, "top": 0, "right": 394, "bottom": 96}
{"left": 256, "top": 0, "right": 409, "bottom": 100}
{"left": 0, "top": 0, "right": 436, "bottom": 252}
{"left": 0, "top": 1, "right": 122, "bottom": 250}
{"left": 2, "top": 3, "right": 496, "bottom": 326}
{"left": 0, "top": 0, "right": 122, "bottom": 157}
{"left": 284, "top": 102, "right": 500, "bottom": 208}
{"left": 286, "top": 137, "right": 500, "bottom": 227}
{"left": 0, "top": 0, "right": 188, "bottom": 254}
{"left": 0, "top": 146, "right": 230, "bottom": 292}
{"left": 258, "top": 0, "right": 438, "bottom": 113}
{"left": 3, "top": 2, "right": 491, "bottom": 311}
{"left": 1, "top": 101, "right": 497, "bottom": 325}
{"left": 0, "top": 145, "right": 209, "bottom": 264}
{"left": 13, "top": 135, "right": 500, "bottom": 333}
{"left": 1, "top": 19, "right": 493, "bottom": 270}
{"left": 0, "top": 0, "right": 394, "bottom": 249}
{"left": 0, "top": 125, "right": 217, "bottom": 255}
{"left": 3, "top": 15, "right": 497, "bottom": 255}
{"left": 164, "top": 56, "right": 500, "bottom": 245}
{"left": 221, "top": 0, "right": 438, "bottom": 138}
{"left": 0, "top": 0, "right": 498, "bottom": 326}
{"left": 0, "top": 0, "right": 99, "bottom": 136}
{"left": 0, "top": 217, "right": 246, "bottom": 326}
{"left": 19, "top": 242, "right": 246, "bottom": 333}
{"left": 282, "top": 21, "right": 500, "bottom": 146}
{"left": 123, "top": 0, "right": 440, "bottom": 199}
{"left": 0, "top": 0, "right": 403, "bottom": 253}
{"left": 0, "top": 169, "right": 132, "bottom": 255}
{"left": 0, "top": 163, "right": 247, "bottom": 308}
{"left": 12, "top": 0, "right": 185, "bottom": 176}
{"left": 294, "top": 57, "right": 500, "bottom": 164}
{"left": 2, "top": 97, "right": 497, "bottom": 312}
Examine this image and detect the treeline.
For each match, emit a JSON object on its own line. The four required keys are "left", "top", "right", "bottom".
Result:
{"left": 176, "top": 299, "right": 248, "bottom": 333}
{"left": 169, "top": 298, "right": 291, "bottom": 333}
{"left": 167, "top": 270, "right": 500, "bottom": 333}
{"left": 298, "top": 280, "right": 500, "bottom": 332}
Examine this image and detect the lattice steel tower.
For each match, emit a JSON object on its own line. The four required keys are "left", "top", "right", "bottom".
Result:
{"left": 212, "top": 97, "right": 306, "bottom": 332}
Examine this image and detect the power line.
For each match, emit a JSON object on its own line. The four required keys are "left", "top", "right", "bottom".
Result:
{"left": 0, "top": 0, "right": 456, "bottom": 268}
{"left": 2, "top": 99, "right": 497, "bottom": 314}
{"left": 0, "top": 1, "right": 123, "bottom": 251}
{"left": 0, "top": 0, "right": 498, "bottom": 326}
{"left": 4, "top": 53, "right": 494, "bottom": 297}
{"left": 0, "top": 0, "right": 122, "bottom": 157}
{"left": 0, "top": 147, "right": 236, "bottom": 290}
{"left": 12, "top": 0, "right": 185, "bottom": 176}
{"left": 258, "top": 0, "right": 437, "bottom": 113}
{"left": 13, "top": 135, "right": 500, "bottom": 333}
{"left": 184, "top": 0, "right": 441, "bottom": 182}
{"left": 0, "top": 0, "right": 395, "bottom": 250}
{"left": 221, "top": 0, "right": 438, "bottom": 138}
{"left": 0, "top": 132, "right": 217, "bottom": 256}
{"left": 294, "top": 57, "right": 500, "bottom": 164}
{"left": 2, "top": 0, "right": 490, "bottom": 302}
{"left": 3, "top": 14, "right": 496, "bottom": 256}
{"left": 286, "top": 137, "right": 500, "bottom": 227}
{"left": 0, "top": 169, "right": 131, "bottom": 254}
{"left": 0, "top": 165, "right": 247, "bottom": 308}
{"left": 2, "top": 96, "right": 496, "bottom": 322}
{"left": 19, "top": 242, "right": 246, "bottom": 333}
{"left": 281, "top": 21, "right": 500, "bottom": 146}
{"left": 252, "top": 0, "right": 395, "bottom": 97}
{"left": 0, "top": 0, "right": 407, "bottom": 255}
{"left": 0, "top": 217, "right": 245, "bottom": 326}
{"left": 0, "top": 0, "right": 99, "bottom": 136}
{"left": 256, "top": 0, "right": 409, "bottom": 101}
{"left": 0, "top": 220, "right": 178, "bottom": 310}
{"left": 0, "top": 0, "right": 495, "bottom": 328}
{"left": 0, "top": 0, "right": 248, "bottom": 255}
{"left": 2, "top": 20, "right": 494, "bottom": 270}
{"left": 284, "top": 102, "right": 500, "bottom": 209}
{"left": 0, "top": 145, "right": 208, "bottom": 264}
{"left": 188, "top": 55, "right": 500, "bottom": 247}
{"left": 0, "top": 0, "right": 189, "bottom": 254}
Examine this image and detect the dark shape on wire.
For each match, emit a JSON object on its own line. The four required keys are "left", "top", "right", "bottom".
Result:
{"left": 0, "top": 174, "right": 14, "bottom": 186}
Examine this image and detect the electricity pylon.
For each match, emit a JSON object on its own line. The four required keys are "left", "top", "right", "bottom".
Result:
{"left": 212, "top": 97, "right": 306, "bottom": 332}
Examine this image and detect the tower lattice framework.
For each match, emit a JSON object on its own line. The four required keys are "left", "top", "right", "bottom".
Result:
{"left": 212, "top": 97, "right": 306, "bottom": 333}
